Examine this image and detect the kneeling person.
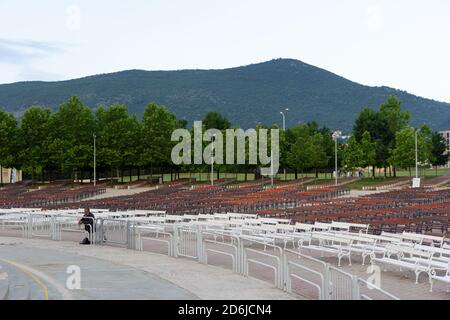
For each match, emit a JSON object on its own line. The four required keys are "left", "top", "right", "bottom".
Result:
{"left": 78, "top": 208, "right": 95, "bottom": 245}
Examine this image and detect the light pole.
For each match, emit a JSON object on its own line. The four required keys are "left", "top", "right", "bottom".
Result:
{"left": 211, "top": 134, "right": 216, "bottom": 186}
{"left": 93, "top": 134, "right": 97, "bottom": 187}
{"left": 280, "top": 108, "right": 289, "bottom": 180}
{"left": 332, "top": 131, "right": 341, "bottom": 187}
{"left": 280, "top": 108, "right": 289, "bottom": 131}
{"left": 415, "top": 129, "right": 419, "bottom": 179}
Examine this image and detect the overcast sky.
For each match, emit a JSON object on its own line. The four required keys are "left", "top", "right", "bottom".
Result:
{"left": 1, "top": 0, "right": 449, "bottom": 102}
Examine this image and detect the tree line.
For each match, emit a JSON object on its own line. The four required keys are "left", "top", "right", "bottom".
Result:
{"left": 0, "top": 95, "right": 448, "bottom": 185}
{"left": 343, "top": 96, "right": 448, "bottom": 177}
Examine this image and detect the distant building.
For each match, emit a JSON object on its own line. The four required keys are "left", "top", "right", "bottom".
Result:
{"left": 440, "top": 130, "right": 450, "bottom": 168}
{"left": 0, "top": 167, "right": 22, "bottom": 184}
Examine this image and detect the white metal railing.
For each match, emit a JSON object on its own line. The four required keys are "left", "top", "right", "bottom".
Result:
{"left": 0, "top": 213, "right": 401, "bottom": 300}
{"left": 175, "top": 226, "right": 200, "bottom": 259}
{"left": 357, "top": 278, "right": 400, "bottom": 300}
{"left": 284, "top": 249, "right": 329, "bottom": 299}
{"left": 201, "top": 232, "right": 239, "bottom": 273}
{"left": 136, "top": 225, "right": 175, "bottom": 257}
{"left": 328, "top": 266, "right": 356, "bottom": 300}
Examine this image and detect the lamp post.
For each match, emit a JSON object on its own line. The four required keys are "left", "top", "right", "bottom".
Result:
{"left": 93, "top": 133, "right": 97, "bottom": 187}
{"left": 280, "top": 108, "right": 289, "bottom": 181}
{"left": 211, "top": 134, "right": 216, "bottom": 186}
{"left": 415, "top": 129, "right": 419, "bottom": 179}
{"left": 280, "top": 108, "right": 289, "bottom": 131}
{"left": 332, "top": 131, "right": 341, "bottom": 187}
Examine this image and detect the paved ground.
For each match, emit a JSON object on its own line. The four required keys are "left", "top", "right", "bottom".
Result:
{"left": 81, "top": 187, "right": 156, "bottom": 201}
{"left": 339, "top": 190, "right": 390, "bottom": 198}
{"left": 136, "top": 233, "right": 450, "bottom": 300}
{"left": 0, "top": 237, "right": 295, "bottom": 300}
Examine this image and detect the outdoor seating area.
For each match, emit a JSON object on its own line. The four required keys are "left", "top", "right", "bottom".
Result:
{"left": 1, "top": 178, "right": 450, "bottom": 300}
{"left": 0, "top": 182, "right": 106, "bottom": 208}
{"left": 256, "top": 188, "right": 450, "bottom": 235}
{"left": 2, "top": 179, "right": 447, "bottom": 240}
{"left": 45, "top": 180, "right": 347, "bottom": 214}
{"left": 1, "top": 208, "right": 450, "bottom": 298}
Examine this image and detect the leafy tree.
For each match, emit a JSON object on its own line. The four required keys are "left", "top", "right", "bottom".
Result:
{"left": 96, "top": 104, "right": 141, "bottom": 183}
{"left": 354, "top": 109, "right": 381, "bottom": 176}
{"left": 342, "top": 136, "right": 363, "bottom": 173}
{"left": 379, "top": 96, "right": 410, "bottom": 137}
{"left": 389, "top": 126, "right": 432, "bottom": 176}
{"left": 48, "top": 97, "right": 96, "bottom": 183}
{"left": 0, "top": 109, "right": 18, "bottom": 185}
{"left": 203, "top": 112, "right": 231, "bottom": 130}
{"left": 309, "top": 133, "right": 330, "bottom": 177}
{"left": 141, "top": 102, "right": 178, "bottom": 178}
{"left": 389, "top": 128, "right": 416, "bottom": 172}
{"left": 286, "top": 124, "right": 329, "bottom": 178}
{"left": 354, "top": 101, "right": 403, "bottom": 176}
{"left": 286, "top": 125, "right": 311, "bottom": 177}
{"left": 430, "top": 132, "right": 449, "bottom": 175}
{"left": 18, "top": 106, "right": 51, "bottom": 185}
{"left": 379, "top": 96, "right": 410, "bottom": 176}
{"left": 360, "top": 131, "right": 377, "bottom": 176}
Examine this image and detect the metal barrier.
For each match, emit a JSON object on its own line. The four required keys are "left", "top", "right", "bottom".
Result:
{"left": 0, "top": 215, "right": 401, "bottom": 300}
{"left": 284, "top": 250, "right": 329, "bottom": 300}
{"left": 29, "top": 214, "right": 56, "bottom": 239}
{"left": 0, "top": 213, "right": 28, "bottom": 238}
{"left": 200, "top": 231, "right": 239, "bottom": 273}
{"left": 357, "top": 278, "right": 400, "bottom": 300}
{"left": 54, "top": 215, "right": 96, "bottom": 244}
{"left": 136, "top": 225, "right": 176, "bottom": 257}
{"left": 175, "top": 225, "right": 201, "bottom": 260}
{"left": 98, "top": 218, "right": 129, "bottom": 247}
{"left": 241, "top": 238, "right": 284, "bottom": 289}
{"left": 328, "top": 266, "right": 357, "bottom": 300}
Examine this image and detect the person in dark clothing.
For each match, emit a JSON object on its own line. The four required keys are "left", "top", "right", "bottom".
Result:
{"left": 78, "top": 208, "right": 95, "bottom": 245}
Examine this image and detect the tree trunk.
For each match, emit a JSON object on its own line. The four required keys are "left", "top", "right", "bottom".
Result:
{"left": 111, "top": 166, "right": 114, "bottom": 186}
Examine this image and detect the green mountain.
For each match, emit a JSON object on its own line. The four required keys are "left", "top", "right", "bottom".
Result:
{"left": 1, "top": 58, "right": 449, "bottom": 131}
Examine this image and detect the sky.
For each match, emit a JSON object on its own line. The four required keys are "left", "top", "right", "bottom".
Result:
{"left": 0, "top": 0, "right": 449, "bottom": 102}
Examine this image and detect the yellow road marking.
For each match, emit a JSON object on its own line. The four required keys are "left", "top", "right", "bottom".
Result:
{"left": 0, "top": 259, "right": 49, "bottom": 300}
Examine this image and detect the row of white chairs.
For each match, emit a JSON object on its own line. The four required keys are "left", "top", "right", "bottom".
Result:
{"left": 371, "top": 242, "right": 450, "bottom": 292}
